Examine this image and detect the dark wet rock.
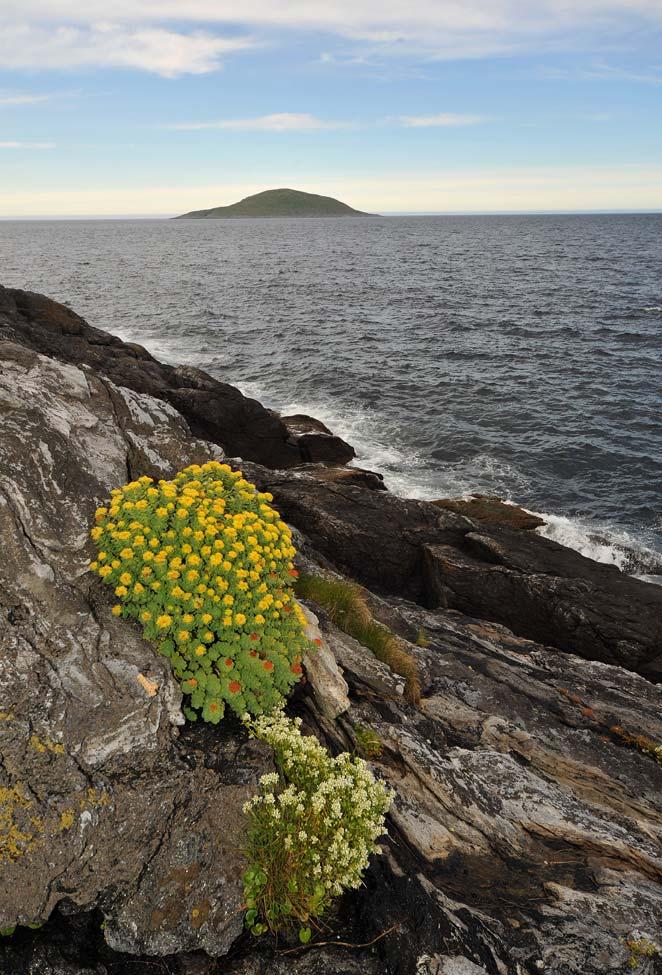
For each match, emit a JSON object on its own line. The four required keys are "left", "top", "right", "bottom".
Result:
{"left": 423, "top": 528, "right": 662, "bottom": 680}
{"left": 4, "top": 944, "right": 106, "bottom": 975}
{"left": 296, "top": 463, "right": 387, "bottom": 491}
{"left": 224, "top": 948, "right": 382, "bottom": 974}
{"left": 282, "top": 414, "right": 356, "bottom": 465}
{"left": 0, "top": 286, "right": 351, "bottom": 469}
{"left": 0, "top": 339, "right": 269, "bottom": 955}
{"left": 240, "top": 465, "right": 662, "bottom": 680}
{"left": 241, "top": 464, "right": 469, "bottom": 599}
{"left": 432, "top": 494, "right": 545, "bottom": 531}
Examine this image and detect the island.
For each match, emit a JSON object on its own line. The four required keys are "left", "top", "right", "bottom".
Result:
{"left": 174, "top": 187, "right": 372, "bottom": 219}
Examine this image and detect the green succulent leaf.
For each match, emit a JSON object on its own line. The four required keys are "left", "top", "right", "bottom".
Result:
{"left": 89, "top": 462, "right": 310, "bottom": 725}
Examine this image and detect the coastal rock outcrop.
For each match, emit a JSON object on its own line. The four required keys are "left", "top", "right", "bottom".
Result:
{"left": 0, "top": 286, "right": 351, "bottom": 470}
{"left": 1, "top": 295, "right": 661, "bottom": 975}
{"left": 0, "top": 339, "right": 270, "bottom": 956}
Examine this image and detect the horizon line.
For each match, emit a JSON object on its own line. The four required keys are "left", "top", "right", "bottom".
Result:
{"left": 2, "top": 208, "right": 662, "bottom": 220}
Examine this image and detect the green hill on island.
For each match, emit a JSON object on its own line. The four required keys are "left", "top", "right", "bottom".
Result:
{"left": 175, "top": 187, "right": 371, "bottom": 219}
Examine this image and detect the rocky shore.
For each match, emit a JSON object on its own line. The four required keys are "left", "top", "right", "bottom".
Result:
{"left": 0, "top": 286, "right": 660, "bottom": 975}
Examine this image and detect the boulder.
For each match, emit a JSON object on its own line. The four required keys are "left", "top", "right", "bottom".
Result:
{"left": 281, "top": 414, "right": 356, "bottom": 465}
{"left": 0, "top": 339, "right": 269, "bottom": 955}
{"left": 0, "top": 286, "right": 351, "bottom": 469}
{"left": 422, "top": 529, "right": 662, "bottom": 679}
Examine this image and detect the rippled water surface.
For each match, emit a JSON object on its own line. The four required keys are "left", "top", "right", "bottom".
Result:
{"left": 2, "top": 214, "right": 661, "bottom": 567}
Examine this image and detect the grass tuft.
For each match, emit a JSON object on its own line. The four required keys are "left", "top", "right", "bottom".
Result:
{"left": 415, "top": 627, "right": 430, "bottom": 648}
{"left": 353, "top": 725, "right": 384, "bottom": 759}
{"left": 295, "top": 572, "right": 421, "bottom": 704}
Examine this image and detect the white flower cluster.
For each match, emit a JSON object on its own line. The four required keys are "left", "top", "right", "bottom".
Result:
{"left": 243, "top": 710, "right": 393, "bottom": 923}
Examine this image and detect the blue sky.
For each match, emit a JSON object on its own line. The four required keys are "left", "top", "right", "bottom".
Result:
{"left": 1, "top": 1, "right": 661, "bottom": 215}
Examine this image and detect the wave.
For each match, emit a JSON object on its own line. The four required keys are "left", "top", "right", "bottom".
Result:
{"left": 111, "top": 326, "right": 206, "bottom": 367}
{"left": 106, "top": 334, "right": 662, "bottom": 585}
{"left": 533, "top": 512, "right": 662, "bottom": 581}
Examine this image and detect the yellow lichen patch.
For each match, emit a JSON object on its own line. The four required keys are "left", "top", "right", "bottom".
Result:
{"left": 610, "top": 725, "right": 662, "bottom": 766}
{"left": 29, "top": 734, "right": 65, "bottom": 755}
{"left": 0, "top": 712, "right": 14, "bottom": 722}
{"left": 80, "top": 787, "right": 109, "bottom": 810}
{"left": 0, "top": 785, "right": 39, "bottom": 863}
{"left": 190, "top": 902, "right": 210, "bottom": 930}
{"left": 58, "top": 809, "right": 75, "bottom": 831}
{"left": 624, "top": 935, "right": 660, "bottom": 970}
{"left": 0, "top": 784, "right": 112, "bottom": 861}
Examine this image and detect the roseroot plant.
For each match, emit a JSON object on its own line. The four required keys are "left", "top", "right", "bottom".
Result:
{"left": 89, "top": 462, "right": 312, "bottom": 722}
{"left": 242, "top": 711, "right": 393, "bottom": 941}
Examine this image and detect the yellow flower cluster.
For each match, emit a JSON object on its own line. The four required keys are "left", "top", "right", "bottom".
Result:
{"left": 90, "top": 462, "right": 311, "bottom": 722}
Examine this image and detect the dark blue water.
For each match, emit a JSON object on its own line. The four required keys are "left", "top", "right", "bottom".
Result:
{"left": 2, "top": 214, "right": 661, "bottom": 573}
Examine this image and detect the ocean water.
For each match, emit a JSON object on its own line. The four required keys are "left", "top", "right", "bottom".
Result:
{"left": 2, "top": 214, "right": 661, "bottom": 575}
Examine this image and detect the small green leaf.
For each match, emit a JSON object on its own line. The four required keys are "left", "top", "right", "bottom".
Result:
{"left": 299, "top": 927, "right": 312, "bottom": 944}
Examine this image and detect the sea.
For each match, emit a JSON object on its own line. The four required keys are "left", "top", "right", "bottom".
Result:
{"left": 2, "top": 214, "right": 661, "bottom": 578}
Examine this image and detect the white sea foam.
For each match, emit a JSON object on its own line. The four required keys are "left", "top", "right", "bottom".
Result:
{"left": 111, "top": 327, "right": 204, "bottom": 367}
{"left": 533, "top": 512, "right": 661, "bottom": 580}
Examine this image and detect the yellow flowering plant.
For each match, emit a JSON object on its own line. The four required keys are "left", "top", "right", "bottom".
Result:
{"left": 89, "top": 462, "right": 311, "bottom": 723}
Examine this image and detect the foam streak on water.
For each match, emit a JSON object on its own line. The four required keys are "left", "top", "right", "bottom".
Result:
{"left": 2, "top": 213, "right": 661, "bottom": 578}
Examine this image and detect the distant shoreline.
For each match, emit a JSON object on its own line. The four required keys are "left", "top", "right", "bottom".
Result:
{"left": 3, "top": 209, "right": 662, "bottom": 221}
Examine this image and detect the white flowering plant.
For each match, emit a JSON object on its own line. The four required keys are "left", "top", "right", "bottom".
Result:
{"left": 242, "top": 711, "right": 393, "bottom": 941}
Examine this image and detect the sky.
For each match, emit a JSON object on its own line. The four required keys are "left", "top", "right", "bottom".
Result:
{"left": 1, "top": 1, "right": 662, "bottom": 216}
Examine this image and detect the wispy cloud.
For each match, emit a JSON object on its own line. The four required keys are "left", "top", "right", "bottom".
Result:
{"left": 166, "top": 111, "right": 491, "bottom": 131}
{"left": 540, "top": 62, "right": 662, "bottom": 85}
{"left": 3, "top": 2, "right": 662, "bottom": 70}
{"left": 399, "top": 112, "right": 489, "bottom": 127}
{"left": 0, "top": 24, "right": 256, "bottom": 77}
{"left": 167, "top": 113, "right": 347, "bottom": 131}
{"left": 0, "top": 141, "right": 55, "bottom": 149}
{"left": 0, "top": 92, "right": 55, "bottom": 106}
